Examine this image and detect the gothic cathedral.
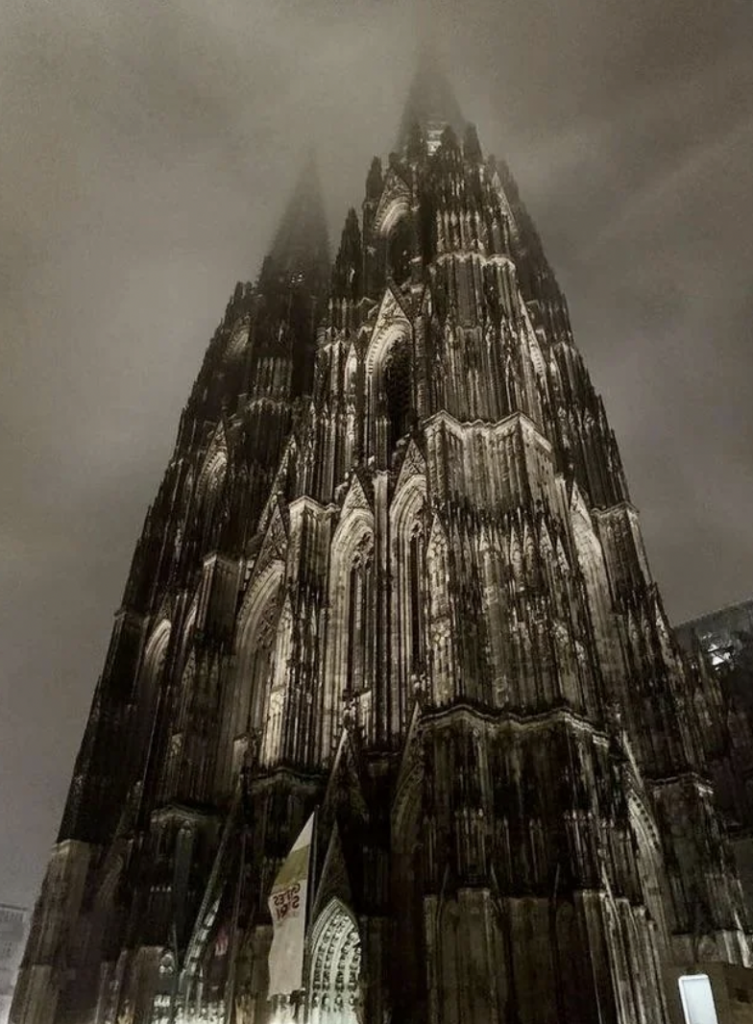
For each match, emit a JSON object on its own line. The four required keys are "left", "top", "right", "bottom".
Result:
{"left": 13, "top": 59, "right": 753, "bottom": 1024}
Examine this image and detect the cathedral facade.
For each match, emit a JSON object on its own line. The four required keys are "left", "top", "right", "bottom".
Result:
{"left": 12, "top": 63, "right": 753, "bottom": 1024}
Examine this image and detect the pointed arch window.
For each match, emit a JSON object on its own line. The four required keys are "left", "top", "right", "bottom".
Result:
{"left": 197, "top": 451, "right": 228, "bottom": 552}
{"left": 383, "top": 342, "right": 414, "bottom": 449}
{"left": 247, "top": 601, "right": 280, "bottom": 735}
{"left": 408, "top": 523, "right": 425, "bottom": 672}
{"left": 227, "top": 567, "right": 285, "bottom": 785}
{"left": 346, "top": 537, "right": 375, "bottom": 696}
{"left": 390, "top": 481, "right": 428, "bottom": 733}
{"left": 261, "top": 598, "right": 294, "bottom": 766}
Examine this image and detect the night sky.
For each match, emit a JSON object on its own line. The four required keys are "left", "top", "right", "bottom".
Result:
{"left": 2, "top": 0, "right": 752, "bottom": 911}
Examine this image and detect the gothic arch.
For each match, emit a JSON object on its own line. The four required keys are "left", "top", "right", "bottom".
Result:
{"left": 134, "top": 619, "right": 171, "bottom": 772}
{"left": 324, "top": 509, "right": 376, "bottom": 757}
{"left": 308, "top": 898, "right": 362, "bottom": 1024}
{"left": 95, "top": 851, "right": 125, "bottom": 911}
{"left": 196, "top": 433, "right": 229, "bottom": 549}
{"left": 570, "top": 493, "right": 615, "bottom": 694}
{"left": 390, "top": 476, "right": 428, "bottom": 731}
{"left": 373, "top": 171, "right": 411, "bottom": 237}
{"left": 140, "top": 619, "right": 171, "bottom": 708}
{"left": 366, "top": 317, "right": 411, "bottom": 382}
{"left": 228, "top": 562, "right": 286, "bottom": 778}
{"left": 144, "top": 618, "right": 171, "bottom": 673}
{"left": 197, "top": 447, "right": 228, "bottom": 508}
{"left": 261, "top": 593, "right": 295, "bottom": 765}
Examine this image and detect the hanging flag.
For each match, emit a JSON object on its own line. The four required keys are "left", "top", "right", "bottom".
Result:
{"left": 267, "top": 813, "right": 315, "bottom": 997}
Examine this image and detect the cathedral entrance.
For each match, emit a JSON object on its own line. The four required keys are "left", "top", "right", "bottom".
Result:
{"left": 308, "top": 899, "right": 362, "bottom": 1024}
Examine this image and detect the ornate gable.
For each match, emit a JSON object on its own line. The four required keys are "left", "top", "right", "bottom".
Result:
{"left": 376, "top": 282, "right": 410, "bottom": 329}
{"left": 394, "top": 438, "right": 427, "bottom": 494}
{"left": 339, "top": 473, "right": 373, "bottom": 519}
{"left": 365, "top": 285, "right": 413, "bottom": 376}
{"left": 250, "top": 502, "right": 289, "bottom": 583}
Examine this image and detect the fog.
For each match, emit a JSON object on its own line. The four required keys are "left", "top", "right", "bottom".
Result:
{"left": 1, "top": 0, "right": 752, "bottom": 908}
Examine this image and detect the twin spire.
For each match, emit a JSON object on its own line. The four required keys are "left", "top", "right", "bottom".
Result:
{"left": 262, "top": 49, "right": 464, "bottom": 287}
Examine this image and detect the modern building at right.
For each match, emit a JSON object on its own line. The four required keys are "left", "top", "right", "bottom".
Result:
{"left": 0, "top": 906, "right": 27, "bottom": 1024}
{"left": 677, "top": 599, "right": 753, "bottom": 672}
{"left": 677, "top": 599, "right": 753, "bottom": 934}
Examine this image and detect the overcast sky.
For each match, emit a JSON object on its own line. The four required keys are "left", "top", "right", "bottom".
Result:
{"left": 1, "top": 0, "right": 752, "bottom": 911}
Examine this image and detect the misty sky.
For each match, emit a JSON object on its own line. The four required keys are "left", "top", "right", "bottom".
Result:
{"left": 1, "top": 0, "right": 752, "bottom": 911}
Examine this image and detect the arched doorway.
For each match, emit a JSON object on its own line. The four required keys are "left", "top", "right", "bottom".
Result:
{"left": 308, "top": 898, "right": 362, "bottom": 1024}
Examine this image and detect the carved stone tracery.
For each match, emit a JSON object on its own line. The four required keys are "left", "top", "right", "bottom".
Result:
{"left": 309, "top": 900, "right": 362, "bottom": 1024}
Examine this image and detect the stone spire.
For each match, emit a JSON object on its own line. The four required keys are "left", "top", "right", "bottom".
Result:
{"left": 259, "top": 151, "right": 329, "bottom": 293}
{"left": 15, "top": 48, "right": 753, "bottom": 1024}
{"left": 397, "top": 43, "right": 465, "bottom": 154}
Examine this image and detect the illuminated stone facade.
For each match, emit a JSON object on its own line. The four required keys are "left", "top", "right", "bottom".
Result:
{"left": 13, "top": 62, "right": 753, "bottom": 1024}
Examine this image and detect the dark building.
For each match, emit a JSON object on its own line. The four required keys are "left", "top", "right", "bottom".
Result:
{"left": 677, "top": 600, "right": 753, "bottom": 672}
{"left": 677, "top": 601, "right": 753, "bottom": 932}
{"left": 13, "top": 59, "right": 753, "bottom": 1024}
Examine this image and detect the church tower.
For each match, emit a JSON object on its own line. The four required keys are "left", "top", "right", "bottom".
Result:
{"left": 13, "top": 57, "right": 753, "bottom": 1024}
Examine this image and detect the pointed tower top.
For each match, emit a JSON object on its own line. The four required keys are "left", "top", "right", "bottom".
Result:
{"left": 397, "top": 43, "right": 465, "bottom": 154}
{"left": 261, "top": 152, "right": 329, "bottom": 291}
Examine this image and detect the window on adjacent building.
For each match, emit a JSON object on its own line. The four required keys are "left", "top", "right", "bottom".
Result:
{"left": 678, "top": 974, "right": 719, "bottom": 1024}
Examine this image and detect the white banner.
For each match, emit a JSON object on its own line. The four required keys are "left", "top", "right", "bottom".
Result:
{"left": 267, "top": 813, "right": 314, "bottom": 997}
